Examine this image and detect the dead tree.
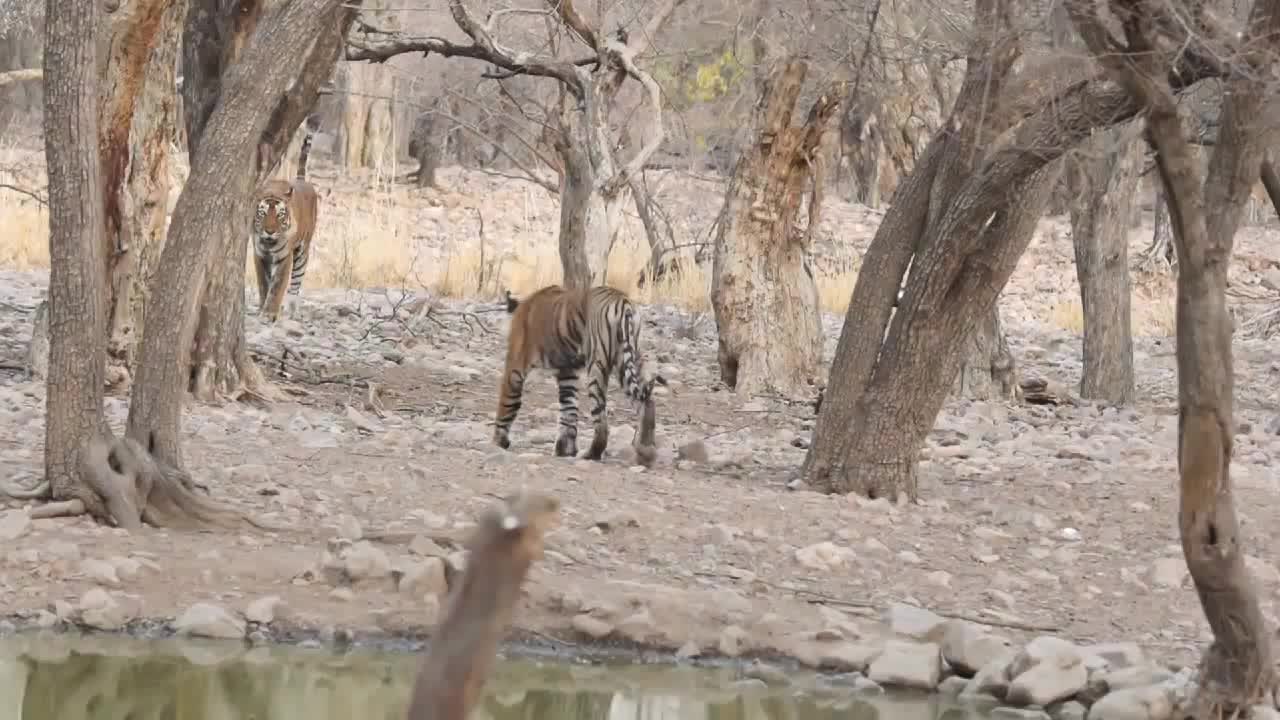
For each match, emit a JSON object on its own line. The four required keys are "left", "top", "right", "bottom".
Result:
{"left": 802, "top": 0, "right": 1230, "bottom": 501}
{"left": 710, "top": 59, "right": 841, "bottom": 398}
{"left": 1069, "top": 0, "right": 1280, "bottom": 714}
{"left": 347, "top": 0, "right": 686, "bottom": 289}
{"left": 100, "top": 0, "right": 184, "bottom": 384}
{"left": 1065, "top": 126, "right": 1143, "bottom": 404}
{"left": 406, "top": 492, "right": 558, "bottom": 720}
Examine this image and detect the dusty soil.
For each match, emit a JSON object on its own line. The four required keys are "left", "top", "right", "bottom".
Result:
{"left": 2, "top": 179, "right": 1280, "bottom": 671}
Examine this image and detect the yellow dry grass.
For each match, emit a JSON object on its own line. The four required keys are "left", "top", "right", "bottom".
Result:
{"left": 1045, "top": 279, "right": 1177, "bottom": 337}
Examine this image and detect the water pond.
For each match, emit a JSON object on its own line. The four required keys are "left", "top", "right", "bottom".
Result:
{"left": 0, "top": 633, "right": 993, "bottom": 720}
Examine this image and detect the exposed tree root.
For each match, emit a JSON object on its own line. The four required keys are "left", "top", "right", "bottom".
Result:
{"left": 0, "top": 476, "right": 51, "bottom": 500}
{"left": 82, "top": 436, "right": 285, "bottom": 531}
{"left": 29, "top": 499, "right": 85, "bottom": 520}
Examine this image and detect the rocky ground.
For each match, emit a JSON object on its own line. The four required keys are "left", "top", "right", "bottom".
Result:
{"left": 2, "top": 185, "right": 1280, "bottom": 717}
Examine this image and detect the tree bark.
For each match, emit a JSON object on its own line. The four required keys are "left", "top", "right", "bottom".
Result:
{"left": 1068, "top": 0, "right": 1280, "bottom": 714}
{"left": 176, "top": 0, "right": 353, "bottom": 403}
{"left": 802, "top": 0, "right": 1058, "bottom": 500}
{"left": 102, "top": 0, "right": 183, "bottom": 385}
{"left": 127, "top": 0, "right": 353, "bottom": 466}
{"left": 42, "top": 0, "right": 112, "bottom": 518}
{"left": 409, "top": 105, "right": 443, "bottom": 189}
{"left": 1137, "top": 183, "right": 1176, "bottom": 273}
{"left": 1066, "top": 127, "right": 1142, "bottom": 404}
{"left": 953, "top": 304, "right": 1018, "bottom": 401}
{"left": 710, "top": 58, "right": 838, "bottom": 398}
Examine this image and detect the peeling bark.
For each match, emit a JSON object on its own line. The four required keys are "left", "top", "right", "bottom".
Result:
{"left": 710, "top": 58, "right": 839, "bottom": 398}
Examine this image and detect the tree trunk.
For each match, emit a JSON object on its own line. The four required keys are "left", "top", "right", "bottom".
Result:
{"left": 1066, "top": 1, "right": 1280, "bottom": 713}
{"left": 802, "top": 2, "right": 1057, "bottom": 500}
{"left": 409, "top": 106, "right": 443, "bottom": 189}
{"left": 953, "top": 304, "right": 1018, "bottom": 400}
{"left": 1066, "top": 127, "right": 1141, "bottom": 403}
{"left": 710, "top": 58, "right": 837, "bottom": 398}
{"left": 42, "top": 0, "right": 112, "bottom": 518}
{"left": 128, "top": 0, "right": 354, "bottom": 466}
{"left": 175, "top": 0, "right": 353, "bottom": 403}
{"left": 552, "top": 83, "right": 625, "bottom": 289}
{"left": 103, "top": 0, "right": 183, "bottom": 387}
{"left": 1137, "top": 183, "right": 1176, "bottom": 273}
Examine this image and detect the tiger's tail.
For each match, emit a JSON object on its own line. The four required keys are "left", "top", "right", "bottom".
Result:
{"left": 616, "top": 300, "right": 665, "bottom": 403}
{"left": 504, "top": 289, "right": 519, "bottom": 314}
{"left": 296, "top": 114, "right": 319, "bottom": 181}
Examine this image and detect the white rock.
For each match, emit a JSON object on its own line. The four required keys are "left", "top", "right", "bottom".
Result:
{"left": 1088, "top": 684, "right": 1175, "bottom": 720}
{"left": 175, "top": 603, "right": 246, "bottom": 640}
{"left": 795, "top": 541, "right": 855, "bottom": 571}
{"left": 866, "top": 640, "right": 943, "bottom": 690}
{"left": 245, "top": 595, "right": 284, "bottom": 624}
{"left": 0, "top": 510, "right": 30, "bottom": 541}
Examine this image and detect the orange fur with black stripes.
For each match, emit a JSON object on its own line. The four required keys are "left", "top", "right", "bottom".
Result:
{"left": 251, "top": 130, "right": 318, "bottom": 323}
{"left": 494, "top": 285, "right": 666, "bottom": 460}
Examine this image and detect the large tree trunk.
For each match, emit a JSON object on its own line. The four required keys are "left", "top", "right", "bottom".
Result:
{"left": 1067, "top": 0, "right": 1280, "bottom": 714}
{"left": 42, "top": 0, "right": 112, "bottom": 518}
{"left": 128, "top": 0, "right": 355, "bottom": 466}
{"left": 102, "top": 0, "right": 183, "bottom": 387}
{"left": 710, "top": 58, "right": 837, "bottom": 398}
{"left": 408, "top": 105, "right": 443, "bottom": 189}
{"left": 802, "top": 0, "right": 1060, "bottom": 501}
{"left": 176, "top": 0, "right": 353, "bottom": 403}
{"left": 1066, "top": 127, "right": 1142, "bottom": 403}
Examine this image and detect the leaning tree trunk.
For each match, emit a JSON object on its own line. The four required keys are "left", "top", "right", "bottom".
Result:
{"left": 175, "top": 0, "right": 354, "bottom": 403}
{"left": 1066, "top": 127, "right": 1141, "bottom": 404}
{"left": 710, "top": 58, "right": 839, "bottom": 398}
{"left": 802, "top": 1, "right": 1060, "bottom": 501}
{"left": 127, "top": 0, "right": 355, "bottom": 466}
{"left": 102, "top": 0, "right": 184, "bottom": 387}
{"left": 42, "top": 0, "right": 113, "bottom": 518}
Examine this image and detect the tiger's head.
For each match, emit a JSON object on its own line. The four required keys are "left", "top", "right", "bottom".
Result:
{"left": 253, "top": 186, "right": 294, "bottom": 238}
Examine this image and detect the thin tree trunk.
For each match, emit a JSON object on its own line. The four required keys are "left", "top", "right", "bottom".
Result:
{"left": 42, "top": 0, "right": 111, "bottom": 517}
{"left": 710, "top": 58, "right": 837, "bottom": 398}
{"left": 1137, "top": 184, "right": 1176, "bottom": 273}
{"left": 1066, "top": 0, "right": 1280, "bottom": 713}
{"left": 1067, "top": 128, "right": 1141, "bottom": 404}
{"left": 953, "top": 305, "right": 1018, "bottom": 400}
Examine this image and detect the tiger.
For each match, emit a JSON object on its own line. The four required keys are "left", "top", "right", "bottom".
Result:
{"left": 494, "top": 285, "right": 667, "bottom": 460}
{"left": 252, "top": 125, "right": 319, "bottom": 323}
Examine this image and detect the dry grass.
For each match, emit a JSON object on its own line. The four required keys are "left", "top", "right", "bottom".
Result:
{"left": 1045, "top": 279, "right": 1177, "bottom": 337}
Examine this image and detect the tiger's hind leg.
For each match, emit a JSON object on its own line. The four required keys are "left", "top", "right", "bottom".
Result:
{"left": 583, "top": 359, "right": 610, "bottom": 461}
{"left": 493, "top": 360, "right": 526, "bottom": 450}
{"left": 554, "top": 367, "right": 580, "bottom": 457}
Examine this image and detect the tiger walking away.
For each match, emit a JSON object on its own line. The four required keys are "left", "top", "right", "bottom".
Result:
{"left": 252, "top": 125, "right": 320, "bottom": 323}
{"left": 495, "top": 285, "right": 667, "bottom": 460}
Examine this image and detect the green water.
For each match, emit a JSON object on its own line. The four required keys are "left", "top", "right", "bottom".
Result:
{"left": 0, "top": 633, "right": 987, "bottom": 720}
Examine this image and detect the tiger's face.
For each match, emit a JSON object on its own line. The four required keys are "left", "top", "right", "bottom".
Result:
{"left": 255, "top": 196, "right": 291, "bottom": 238}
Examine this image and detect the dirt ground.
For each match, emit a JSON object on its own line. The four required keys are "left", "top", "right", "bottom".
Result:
{"left": 2, "top": 190, "right": 1280, "bottom": 671}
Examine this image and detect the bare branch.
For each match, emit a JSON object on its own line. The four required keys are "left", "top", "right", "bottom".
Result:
{"left": 545, "top": 0, "right": 598, "bottom": 51}
{"left": 346, "top": 1, "right": 583, "bottom": 95}
{"left": 0, "top": 68, "right": 41, "bottom": 89}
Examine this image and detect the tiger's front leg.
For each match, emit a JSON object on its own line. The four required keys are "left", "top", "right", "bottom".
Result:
{"left": 554, "top": 368, "right": 580, "bottom": 457}
{"left": 583, "top": 360, "right": 610, "bottom": 461}
{"left": 252, "top": 251, "right": 271, "bottom": 312}
{"left": 262, "top": 246, "right": 294, "bottom": 324}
